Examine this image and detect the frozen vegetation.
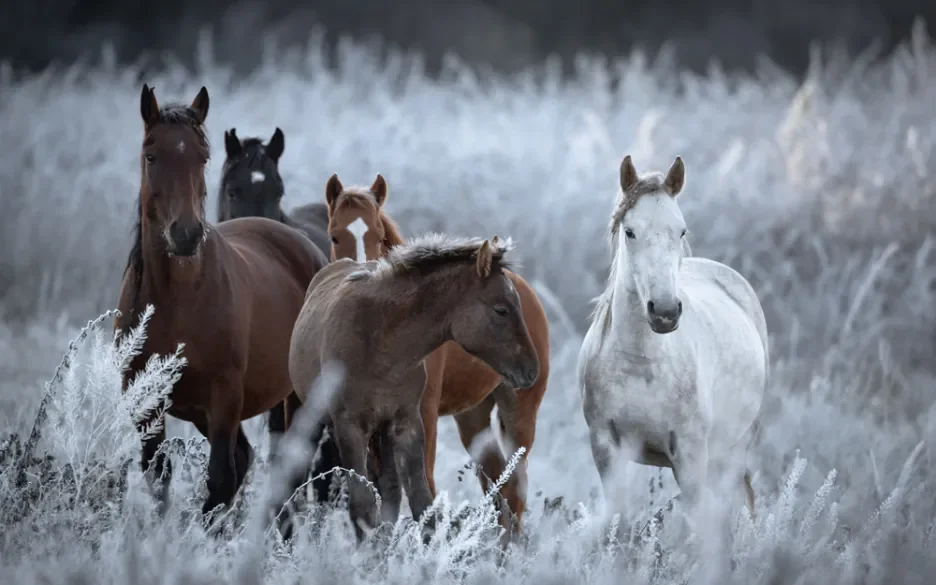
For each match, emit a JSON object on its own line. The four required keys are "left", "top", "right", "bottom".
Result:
{"left": 1, "top": 23, "right": 936, "bottom": 584}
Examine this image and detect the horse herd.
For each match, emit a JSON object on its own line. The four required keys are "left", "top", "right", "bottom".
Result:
{"left": 115, "top": 84, "right": 769, "bottom": 546}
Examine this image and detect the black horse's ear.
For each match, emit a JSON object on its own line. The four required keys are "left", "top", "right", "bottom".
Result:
{"left": 140, "top": 84, "right": 159, "bottom": 126}
{"left": 224, "top": 128, "right": 241, "bottom": 158}
{"left": 266, "top": 127, "right": 285, "bottom": 163}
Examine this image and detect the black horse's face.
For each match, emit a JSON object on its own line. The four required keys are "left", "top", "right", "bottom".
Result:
{"left": 219, "top": 128, "right": 286, "bottom": 222}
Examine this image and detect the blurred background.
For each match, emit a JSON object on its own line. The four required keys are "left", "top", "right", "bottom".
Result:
{"left": 3, "top": 1, "right": 936, "bottom": 580}
{"left": 3, "top": 0, "right": 934, "bottom": 77}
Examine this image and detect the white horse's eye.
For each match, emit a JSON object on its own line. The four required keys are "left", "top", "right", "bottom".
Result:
{"left": 624, "top": 229, "right": 636, "bottom": 239}
{"left": 681, "top": 229, "right": 688, "bottom": 238}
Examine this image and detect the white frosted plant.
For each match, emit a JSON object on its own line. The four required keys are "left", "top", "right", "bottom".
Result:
{"left": 42, "top": 304, "right": 184, "bottom": 488}
{"left": 0, "top": 304, "right": 186, "bottom": 546}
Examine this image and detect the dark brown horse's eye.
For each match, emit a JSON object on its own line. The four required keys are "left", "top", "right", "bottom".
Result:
{"left": 144, "top": 154, "right": 156, "bottom": 164}
{"left": 493, "top": 305, "right": 509, "bottom": 317}
{"left": 330, "top": 236, "right": 339, "bottom": 245}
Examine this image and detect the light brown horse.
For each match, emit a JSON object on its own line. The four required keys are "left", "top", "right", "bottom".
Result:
{"left": 321, "top": 174, "right": 551, "bottom": 534}
{"left": 114, "top": 84, "right": 328, "bottom": 519}
{"left": 288, "top": 233, "right": 540, "bottom": 541}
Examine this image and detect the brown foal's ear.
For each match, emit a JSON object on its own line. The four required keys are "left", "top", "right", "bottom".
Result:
{"left": 476, "top": 239, "right": 494, "bottom": 279}
{"left": 325, "top": 173, "right": 344, "bottom": 209}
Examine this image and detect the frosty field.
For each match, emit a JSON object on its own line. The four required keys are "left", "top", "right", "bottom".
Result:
{"left": 2, "top": 25, "right": 936, "bottom": 584}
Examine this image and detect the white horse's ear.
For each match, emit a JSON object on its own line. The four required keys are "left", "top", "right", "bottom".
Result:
{"left": 664, "top": 157, "right": 685, "bottom": 196}
{"left": 620, "top": 155, "right": 638, "bottom": 192}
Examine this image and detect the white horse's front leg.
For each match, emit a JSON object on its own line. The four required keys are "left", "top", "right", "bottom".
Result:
{"left": 670, "top": 437, "right": 709, "bottom": 513}
{"left": 588, "top": 426, "right": 620, "bottom": 510}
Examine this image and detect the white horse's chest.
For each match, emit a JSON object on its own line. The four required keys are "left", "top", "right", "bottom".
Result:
{"left": 588, "top": 333, "right": 700, "bottom": 429}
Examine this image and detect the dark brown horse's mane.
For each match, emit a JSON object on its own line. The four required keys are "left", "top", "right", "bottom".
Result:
{"left": 334, "top": 188, "right": 406, "bottom": 248}
{"left": 374, "top": 233, "right": 514, "bottom": 279}
{"left": 119, "top": 103, "right": 210, "bottom": 337}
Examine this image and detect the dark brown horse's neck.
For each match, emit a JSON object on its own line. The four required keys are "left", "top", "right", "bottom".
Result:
{"left": 376, "top": 268, "right": 469, "bottom": 366}
{"left": 138, "top": 218, "right": 211, "bottom": 305}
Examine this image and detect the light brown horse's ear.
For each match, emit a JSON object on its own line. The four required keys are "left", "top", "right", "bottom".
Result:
{"left": 620, "top": 155, "right": 638, "bottom": 192}
{"left": 664, "top": 156, "right": 685, "bottom": 196}
{"left": 325, "top": 173, "right": 343, "bottom": 208}
{"left": 476, "top": 239, "right": 493, "bottom": 279}
{"left": 190, "top": 86, "right": 210, "bottom": 124}
{"left": 371, "top": 173, "right": 388, "bottom": 207}
{"left": 140, "top": 84, "right": 159, "bottom": 127}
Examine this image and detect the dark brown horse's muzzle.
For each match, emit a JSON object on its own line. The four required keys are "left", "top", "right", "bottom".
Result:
{"left": 168, "top": 219, "right": 205, "bottom": 256}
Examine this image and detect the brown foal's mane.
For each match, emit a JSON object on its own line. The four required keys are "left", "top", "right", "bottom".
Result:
{"left": 372, "top": 233, "right": 514, "bottom": 280}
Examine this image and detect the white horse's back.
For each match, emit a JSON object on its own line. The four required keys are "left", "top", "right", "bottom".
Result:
{"left": 680, "top": 257, "right": 768, "bottom": 451}
{"left": 682, "top": 257, "right": 768, "bottom": 363}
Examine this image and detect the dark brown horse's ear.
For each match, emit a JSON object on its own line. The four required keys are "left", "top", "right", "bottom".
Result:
{"left": 267, "top": 127, "right": 285, "bottom": 163}
{"left": 371, "top": 173, "right": 388, "bottom": 206}
{"left": 190, "top": 86, "right": 210, "bottom": 124}
{"left": 476, "top": 239, "right": 493, "bottom": 279}
{"left": 664, "top": 156, "right": 685, "bottom": 196}
{"left": 140, "top": 84, "right": 159, "bottom": 127}
{"left": 325, "top": 173, "right": 343, "bottom": 208}
{"left": 620, "top": 155, "right": 638, "bottom": 192}
{"left": 224, "top": 128, "right": 241, "bottom": 158}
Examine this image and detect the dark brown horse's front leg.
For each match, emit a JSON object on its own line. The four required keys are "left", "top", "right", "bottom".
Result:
{"left": 141, "top": 421, "right": 172, "bottom": 514}
{"left": 202, "top": 378, "right": 244, "bottom": 519}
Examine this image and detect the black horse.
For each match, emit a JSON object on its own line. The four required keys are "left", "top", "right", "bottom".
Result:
{"left": 217, "top": 127, "right": 331, "bottom": 255}
{"left": 216, "top": 126, "right": 339, "bottom": 515}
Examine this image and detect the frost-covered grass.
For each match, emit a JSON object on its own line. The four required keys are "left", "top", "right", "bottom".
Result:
{"left": 2, "top": 22, "right": 936, "bottom": 584}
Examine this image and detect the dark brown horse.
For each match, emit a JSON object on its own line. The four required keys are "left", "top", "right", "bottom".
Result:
{"left": 323, "top": 174, "right": 551, "bottom": 536}
{"left": 214, "top": 126, "right": 340, "bottom": 503}
{"left": 288, "top": 234, "right": 540, "bottom": 541}
{"left": 115, "top": 85, "right": 328, "bottom": 520}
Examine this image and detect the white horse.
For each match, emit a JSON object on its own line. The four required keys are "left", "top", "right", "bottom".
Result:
{"left": 577, "top": 155, "right": 769, "bottom": 519}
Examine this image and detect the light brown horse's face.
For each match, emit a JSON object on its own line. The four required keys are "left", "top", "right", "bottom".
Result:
{"left": 139, "top": 85, "right": 211, "bottom": 257}
{"left": 325, "top": 173, "right": 390, "bottom": 262}
{"left": 327, "top": 202, "right": 386, "bottom": 262}
{"left": 450, "top": 268, "right": 540, "bottom": 389}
